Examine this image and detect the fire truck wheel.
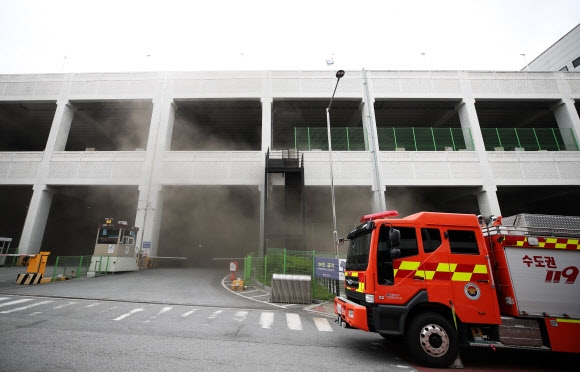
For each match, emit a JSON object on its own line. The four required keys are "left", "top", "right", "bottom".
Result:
{"left": 405, "top": 312, "right": 459, "bottom": 368}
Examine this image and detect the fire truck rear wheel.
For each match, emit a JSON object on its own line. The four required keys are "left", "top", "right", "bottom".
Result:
{"left": 405, "top": 312, "right": 459, "bottom": 368}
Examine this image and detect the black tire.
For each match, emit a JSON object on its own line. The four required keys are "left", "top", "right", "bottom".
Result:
{"left": 405, "top": 312, "right": 459, "bottom": 368}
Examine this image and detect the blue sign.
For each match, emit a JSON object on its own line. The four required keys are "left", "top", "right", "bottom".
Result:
{"left": 315, "top": 257, "right": 343, "bottom": 280}
{"left": 142, "top": 241, "right": 151, "bottom": 249}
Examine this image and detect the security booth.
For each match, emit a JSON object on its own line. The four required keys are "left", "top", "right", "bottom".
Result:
{"left": 89, "top": 218, "right": 139, "bottom": 273}
{"left": 0, "top": 237, "right": 12, "bottom": 266}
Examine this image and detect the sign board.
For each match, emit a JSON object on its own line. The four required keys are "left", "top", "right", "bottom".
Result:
{"left": 142, "top": 241, "right": 151, "bottom": 249}
{"left": 314, "top": 257, "right": 346, "bottom": 280}
{"left": 230, "top": 262, "right": 238, "bottom": 272}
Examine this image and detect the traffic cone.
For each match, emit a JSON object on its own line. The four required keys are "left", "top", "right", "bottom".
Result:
{"left": 230, "top": 272, "right": 236, "bottom": 281}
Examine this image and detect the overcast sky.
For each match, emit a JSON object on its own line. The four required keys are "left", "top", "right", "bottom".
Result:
{"left": 0, "top": 0, "right": 579, "bottom": 74}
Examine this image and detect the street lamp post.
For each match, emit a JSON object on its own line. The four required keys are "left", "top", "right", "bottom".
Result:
{"left": 326, "top": 70, "right": 345, "bottom": 261}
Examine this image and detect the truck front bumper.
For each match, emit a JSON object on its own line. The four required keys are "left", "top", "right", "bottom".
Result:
{"left": 334, "top": 296, "right": 369, "bottom": 332}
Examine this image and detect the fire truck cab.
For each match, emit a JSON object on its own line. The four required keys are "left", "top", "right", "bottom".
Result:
{"left": 334, "top": 210, "right": 580, "bottom": 368}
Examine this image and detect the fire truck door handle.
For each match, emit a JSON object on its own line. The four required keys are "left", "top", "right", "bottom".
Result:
{"left": 477, "top": 280, "right": 489, "bottom": 283}
{"left": 413, "top": 276, "right": 424, "bottom": 281}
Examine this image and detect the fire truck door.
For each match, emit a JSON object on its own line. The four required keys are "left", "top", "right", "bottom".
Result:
{"left": 443, "top": 229, "right": 500, "bottom": 324}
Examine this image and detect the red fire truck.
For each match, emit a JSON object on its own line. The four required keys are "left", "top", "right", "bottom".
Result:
{"left": 334, "top": 210, "right": 580, "bottom": 368}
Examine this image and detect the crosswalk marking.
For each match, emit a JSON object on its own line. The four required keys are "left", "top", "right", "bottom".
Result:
{"left": 53, "top": 302, "right": 77, "bottom": 310}
{"left": 0, "top": 300, "right": 53, "bottom": 314}
{"left": 208, "top": 310, "right": 222, "bottom": 319}
{"left": 313, "top": 317, "right": 333, "bottom": 332}
{"left": 145, "top": 306, "right": 172, "bottom": 322}
{"left": 234, "top": 311, "right": 248, "bottom": 322}
{"left": 114, "top": 308, "right": 144, "bottom": 321}
{"left": 0, "top": 297, "right": 336, "bottom": 333}
{"left": 259, "top": 312, "right": 274, "bottom": 329}
{"left": 0, "top": 298, "right": 33, "bottom": 308}
{"left": 286, "top": 313, "right": 302, "bottom": 331}
{"left": 181, "top": 309, "right": 198, "bottom": 317}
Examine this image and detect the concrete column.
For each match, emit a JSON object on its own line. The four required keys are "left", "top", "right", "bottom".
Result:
{"left": 261, "top": 97, "right": 273, "bottom": 152}
{"left": 19, "top": 98, "right": 76, "bottom": 254}
{"left": 259, "top": 97, "right": 273, "bottom": 255}
{"left": 457, "top": 97, "right": 501, "bottom": 217}
{"left": 362, "top": 70, "right": 386, "bottom": 212}
{"left": 475, "top": 185, "right": 501, "bottom": 219}
{"left": 553, "top": 98, "right": 580, "bottom": 150}
{"left": 135, "top": 74, "right": 174, "bottom": 257}
{"left": 17, "top": 185, "right": 55, "bottom": 254}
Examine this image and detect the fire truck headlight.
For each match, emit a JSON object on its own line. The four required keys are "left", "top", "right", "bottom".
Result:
{"left": 348, "top": 309, "right": 354, "bottom": 319}
{"left": 365, "top": 294, "right": 375, "bottom": 303}
{"left": 527, "top": 237, "right": 539, "bottom": 246}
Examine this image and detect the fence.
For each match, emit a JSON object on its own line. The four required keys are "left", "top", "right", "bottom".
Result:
{"left": 480, "top": 127, "right": 578, "bottom": 151}
{"left": 377, "top": 127, "right": 473, "bottom": 151}
{"left": 243, "top": 249, "right": 343, "bottom": 299}
{"left": 295, "top": 127, "right": 368, "bottom": 151}
{"left": 45, "top": 255, "right": 111, "bottom": 281}
{"left": 294, "top": 126, "right": 473, "bottom": 152}
{"left": 294, "top": 126, "right": 579, "bottom": 152}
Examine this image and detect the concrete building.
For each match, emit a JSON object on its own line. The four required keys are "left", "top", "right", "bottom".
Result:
{"left": 1, "top": 70, "right": 580, "bottom": 261}
{"left": 526, "top": 23, "right": 580, "bottom": 72}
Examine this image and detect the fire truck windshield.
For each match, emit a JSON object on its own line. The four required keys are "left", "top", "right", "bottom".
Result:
{"left": 346, "top": 229, "right": 373, "bottom": 271}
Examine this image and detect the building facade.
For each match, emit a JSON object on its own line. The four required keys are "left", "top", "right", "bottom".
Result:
{"left": 1, "top": 70, "right": 579, "bottom": 259}
{"left": 527, "top": 23, "right": 580, "bottom": 72}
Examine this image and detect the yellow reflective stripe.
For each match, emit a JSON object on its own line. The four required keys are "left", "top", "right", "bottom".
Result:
{"left": 451, "top": 272, "right": 473, "bottom": 281}
{"left": 473, "top": 264, "right": 488, "bottom": 274}
{"left": 436, "top": 263, "right": 457, "bottom": 272}
{"left": 555, "top": 243, "right": 568, "bottom": 249}
{"left": 424, "top": 271, "right": 436, "bottom": 280}
{"left": 556, "top": 318, "right": 580, "bottom": 324}
{"left": 546, "top": 238, "right": 558, "bottom": 244}
{"left": 415, "top": 270, "right": 425, "bottom": 278}
{"left": 399, "top": 261, "right": 420, "bottom": 270}
{"left": 567, "top": 239, "right": 579, "bottom": 245}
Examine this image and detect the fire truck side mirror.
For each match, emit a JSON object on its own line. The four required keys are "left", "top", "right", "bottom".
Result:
{"left": 389, "top": 228, "right": 401, "bottom": 247}
{"left": 391, "top": 248, "right": 401, "bottom": 259}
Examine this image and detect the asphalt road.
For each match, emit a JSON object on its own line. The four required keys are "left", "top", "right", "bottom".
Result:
{"left": 1, "top": 266, "right": 578, "bottom": 372}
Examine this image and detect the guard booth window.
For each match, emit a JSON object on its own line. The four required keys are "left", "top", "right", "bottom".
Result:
{"left": 448, "top": 230, "right": 479, "bottom": 255}
{"left": 98, "top": 228, "right": 120, "bottom": 244}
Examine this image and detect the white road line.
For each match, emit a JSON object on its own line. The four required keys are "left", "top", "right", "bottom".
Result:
{"left": 250, "top": 294, "right": 270, "bottom": 298}
{"left": 29, "top": 312, "right": 42, "bottom": 316}
{"left": 113, "top": 308, "right": 144, "bottom": 321}
{"left": 208, "top": 310, "right": 223, "bottom": 319}
{"left": 286, "top": 313, "right": 303, "bottom": 330}
{"left": 52, "top": 302, "right": 77, "bottom": 309}
{"left": 0, "top": 297, "right": 13, "bottom": 301}
{"left": 0, "top": 300, "right": 53, "bottom": 314}
{"left": 234, "top": 311, "right": 248, "bottom": 322}
{"left": 313, "top": 317, "right": 333, "bottom": 332}
{"left": 0, "top": 298, "right": 33, "bottom": 308}
{"left": 181, "top": 309, "right": 198, "bottom": 318}
{"left": 145, "top": 307, "right": 172, "bottom": 322}
{"left": 84, "top": 303, "right": 101, "bottom": 308}
{"left": 259, "top": 312, "right": 274, "bottom": 329}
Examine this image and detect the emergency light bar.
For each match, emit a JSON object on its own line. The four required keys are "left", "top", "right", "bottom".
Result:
{"left": 360, "top": 210, "right": 399, "bottom": 222}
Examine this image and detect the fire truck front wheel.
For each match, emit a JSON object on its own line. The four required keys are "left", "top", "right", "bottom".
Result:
{"left": 405, "top": 312, "right": 459, "bottom": 368}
